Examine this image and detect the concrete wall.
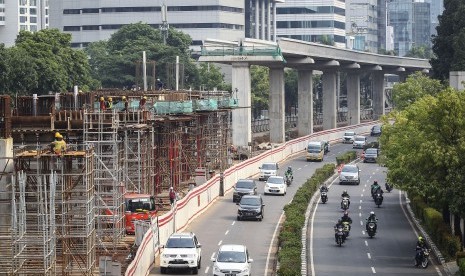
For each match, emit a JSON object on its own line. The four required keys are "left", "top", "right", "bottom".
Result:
{"left": 0, "top": 138, "right": 13, "bottom": 230}
{"left": 450, "top": 71, "right": 465, "bottom": 91}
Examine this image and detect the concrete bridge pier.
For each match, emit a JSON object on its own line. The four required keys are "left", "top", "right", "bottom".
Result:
{"left": 372, "top": 71, "right": 386, "bottom": 120}
{"left": 0, "top": 138, "right": 13, "bottom": 232}
{"left": 269, "top": 66, "right": 285, "bottom": 143}
{"left": 322, "top": 71, "right": 337, "bottom": 130}
{"left": 231, "top": 62, "right": 252, "bottom": 147}
{"left": 347, "top": 72, "right": 361, "bottom": 125}
{"left": 297, "top": 69, "right": 313, "bottom": 136}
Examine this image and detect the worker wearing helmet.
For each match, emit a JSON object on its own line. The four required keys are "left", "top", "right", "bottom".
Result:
{"left": 99, "top": 97, "right": 106, "bottom": 111}
{"left": 107, "top": 97, "right": 113, "bottom": 109}
{"left": 121, "top": 96, "right": 129, "bottom": 112}
{"left": 51, "top": 132, "right": 67, "bottom": 155}
{"left": 139, "top": 96, "right": 147, "bottom": 110}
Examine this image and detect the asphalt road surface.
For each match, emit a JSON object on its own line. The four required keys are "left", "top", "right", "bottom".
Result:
{"left": 150, "top": 138, "right": 446, "bottom": 276}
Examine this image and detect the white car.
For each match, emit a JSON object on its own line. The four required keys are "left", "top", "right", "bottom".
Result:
{"left": 352, "top": 136, "right": 367, "bottom": 149}
{"left": 211, "top": 244, "right": 253, "bottom": 276}
{"left": 160, "top": 232, "right": 202, "bottom": 274}
{"left": 342, "top": 131, "right": 356, "bottom": 144}
{"left": 259, "top": 162, "right": 279, "bottom": 181}
{"left": 264, "top": 176, "right": 286, "bottom": 195}
{"left": 339, "top": 164, "right": 360, "bottom": 185}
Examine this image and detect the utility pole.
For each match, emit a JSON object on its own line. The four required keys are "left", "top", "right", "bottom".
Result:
{"left": 160, "top": 2, "right": 169, "bottom": 45}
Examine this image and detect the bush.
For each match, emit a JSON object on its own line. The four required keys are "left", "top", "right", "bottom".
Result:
{"left": 457, "top": 251, "right": 465, "bottom": 264}
{"left": 458, "top": 258, "right": 465, "bottom": 276}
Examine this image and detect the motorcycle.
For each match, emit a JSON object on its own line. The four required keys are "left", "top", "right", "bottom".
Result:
{"left": 374, "top": 193, "right": 383, "bottom": 207}
{"left": 341, "top": 197, "right": 350, "bottom": 210}
{"left": 367, "top": 221, "right": 377, "bottom": 238}
{"left": 335, "top": 226, "right": 345, "bottom": 246}
{"left": 285, "top": 175, "right": 292, "bottom": 186}
{"left": 321, "top": 191, "right": 328, "bottom": 204}
{"left": 385, "top": 182, "right": 393, "bottom": 192}
{"left": 415, "top": 248, "right": 431, "bottom": 268}
{"left": 342, "top": 221, "right": 351, "bottom": 238}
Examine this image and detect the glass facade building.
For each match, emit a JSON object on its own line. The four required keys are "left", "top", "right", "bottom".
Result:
{"left": 346, "top": 0, "right": 379, "bottom": 52}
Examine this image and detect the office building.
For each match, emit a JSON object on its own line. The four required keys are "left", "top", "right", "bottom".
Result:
{"left": 346, "top": 0, "right": 378, "bottom": 52}
{"left": 427, "top": 0, "right": 443, "bottom": 37}
{"left": 275, "top": 0, "right": 346, "bottom": 48}
{"left": 0, "top": 0, "right": 49, "bottom": 47}
{"left": 49, "top": 0, "right": 282, "bottom": 49}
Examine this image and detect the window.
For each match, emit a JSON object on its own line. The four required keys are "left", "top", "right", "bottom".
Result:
{"left": 20, "top": 25, "right": 27, "bottom": 30}
{"left": 63, "top": 26, "right": 80, "bottom": 31}
{"left": 30, "top": 25, "right": 37, "bottom": 32}
{"left": 82, "top": 25, "right": 99, "bottom": 30}
{"left": 20, "top": 8, "right": 27, "bottom": 14}
{"left": 19, "top": 0, "right": 27, "bottom": 5}
{"left": 101, "top": 24, "right": 122, "bottom": 30}
{"left": 0, "top": 0, "right": 4, "bottom": 4}
{"left": 70, "top": 43, "right": 81, "bottom": 48}
{"left": 30, "top": 0, "right": 37, "bottom": 5}
{"left": 0, "top": 8, "right": 4, "bottom": 13}
{"left": 0, "top": 16, "right": 5, "bottom": 21}
{"left": 20, "top": 16, "right": 27, "bottom": 23}
{"left": 81, "top": 8, "right": 99, "bottom": 13}
{"left": 63, "top": 9, "right": 80, "bottom": 14}
{"left": 30, "top": 16, "right": 37, "bottom": 23}
{"left": 30, "top": 8, "right": 37, "bottom": 15}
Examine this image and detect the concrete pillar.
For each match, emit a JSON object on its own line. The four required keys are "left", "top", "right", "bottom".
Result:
{"left": 269, "top": 67, "right": 285, "bottom": 143}
{"left": 347, "top": 73, "right": 361, "bottom": 125}
{"left": 261, "top": 0, "right": 266, "bottom": 40}
{"left": 0, "top": 138, "right": 13, "bottom": 233}
{"left": 255, "top": 0, "right": 259, "bottom": 39}
{"left": 272, "top": 2, "right": 277, "bottom": 42}
{"left": 297, "top": 70, "right": 313, "bottom": 136}
{"left": 322, "top": 71, "right": 337, "bottom": 130}
{"left": 450, "top": 71, "right": 465, "bottom": 90}
{"left": 232, "top": 63, "right": 252, "bottom": 147}
{"left": 372, "top": 71, "right": 385, "bottom": 120}
{"left": 267, "top": 0, "right": 271, "bottom": 41}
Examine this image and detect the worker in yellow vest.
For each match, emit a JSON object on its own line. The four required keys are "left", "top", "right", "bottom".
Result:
{"left": 51, "top": 132, "right": 67, "bottom": 155}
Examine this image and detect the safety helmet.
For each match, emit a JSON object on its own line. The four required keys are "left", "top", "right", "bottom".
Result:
{"left": 122, "top": 96, "right": 127, "bottom": 100}
{"left": 100, "top": 97, "right": 104, "bottom": 101}
{"left": 55, "top": 132, "right": 62, "bottom": 138}
{"left": 288, "top": 166, "right": 291, "bottom": 170}
{"left": 343, "top": 190, "right": 347, "bottom": 193}
{"left": 374, "top": 180, "right": 378, "bottom": 184}
{"left": 108, "top": 97, "right": 112, "bottom": 102}
{"left": 370, "top": 211, "right": 375, "bottom": 215}
{"left": 169, "top": 187, "right": 173, "bottom": 190}
{"left": 143, "top": 96, "right": 147, "bottom": 100}
{"left": 418, "top": 236, "right": 423, "bottom": 241}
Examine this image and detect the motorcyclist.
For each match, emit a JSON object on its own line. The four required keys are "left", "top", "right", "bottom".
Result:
{"left": 415, "top": 236, "right": 429, "bottom": 266}
{"left": 341, "top": 190, "right": 350, "bottom": 207}
{"left": 320, "top": 184, "right": 329, "bottom": 193}
{"left": 371, "top": 180, "right": 381, "bottom": 197}
{"left": 365, "top": 211, "right": 378, "bottom": 232}
{"left": 334, "top": 218, "right": 345, "bottom": 243}
{"left": 341, "top": 210, "right": 353, "bottom": 231}
{"left": 285, "top": 166, "right": 293, "bottom": 182}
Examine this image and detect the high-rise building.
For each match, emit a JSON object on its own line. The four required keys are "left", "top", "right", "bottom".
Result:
{"left": 275, "top": 0, "right": 347, "bottom": 48}
{"left": 346, "top": 0, "right": 378, "bottom": 52}
{"left": 426, "top": 0, "right": 443, "bottom": 37}
{"left": 49, "top": 0, "right": 282, "bottom": 49}
{"left": 0, "top": 0, "right": 49, "bottom": 47}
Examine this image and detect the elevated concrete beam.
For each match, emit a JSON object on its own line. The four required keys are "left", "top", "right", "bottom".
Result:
{"left": 231, "top": 63, "right": 252, "bottom": 147}
{"left": 297, "top": 70, "right": 313, "bottom": 136}
{"left": 269, "top": 67, "right": 286, "bottom": 143}
{"left": 199, "top": 55, "right": 284, "bottom": 64}
{"left": 341, "top": 62, "right": 361, "bottom": 69}
{"left": 285, "top": 57, "right": 315, "bottom": 65}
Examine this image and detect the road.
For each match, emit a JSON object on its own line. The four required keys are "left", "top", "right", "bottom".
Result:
{"left": 150, "top": 138, "right": 446, "bottom": 276}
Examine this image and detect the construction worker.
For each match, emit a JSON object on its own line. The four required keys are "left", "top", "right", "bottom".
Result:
{"left": 106, "top": 97, "right": 113, "bottom": 109}
{"left": 99, "top": 97, "right": 106, "bottom": 111}
{"left": 139, "top": 96, "right": 147, "bottom": 110}
{"left": 121, "top": 96, "right": 129, "bottom": 112}
{"left": 51, "top": 132, "right": 67, "bottom": 155}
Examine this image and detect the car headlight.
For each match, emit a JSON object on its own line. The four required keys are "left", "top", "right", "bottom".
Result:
{"left": 281, "top": 184, "right": 285, "bottom": 188}
{"left": 265, "top": 184, "right": 269, "bottom": 188}
{"left": 213, "top": 264, "right": 220, "bottom": 272}
{"left": 255, "top": 208, "right": 261, "bottom": 212}
{"left": 162, "top": 254, "right": 170, "bottom": 258}
{"left": 241, "top": 267, "right": 250, "bottom": 273}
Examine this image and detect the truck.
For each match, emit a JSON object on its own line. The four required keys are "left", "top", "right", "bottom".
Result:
{"left": 124, "top": 193, "right": 158, "bottom": 234}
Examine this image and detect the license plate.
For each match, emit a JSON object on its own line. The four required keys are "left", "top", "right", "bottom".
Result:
{"left": 226, "top": 274, "right": 236, "bottom": 276}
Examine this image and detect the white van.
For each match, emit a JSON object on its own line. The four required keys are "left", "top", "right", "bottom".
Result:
{"left": 259, "top": 162, "right": 278, "bottom": 181}
{"left": 306, "top": 141, "right": 325, "bottom": 162}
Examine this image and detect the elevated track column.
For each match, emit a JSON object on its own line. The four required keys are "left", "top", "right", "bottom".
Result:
{"left": 322, "top": 70, "right": 337, "bottom": 130}
{"left": 297, "top": 69, "right": 313, "bottom": 136}
{"left": 269, "top": 66, "right": 285, "bottom": 143}
{"left": 231, "top": 62, "right": 252, "bottom": 147}
{"left": 347, "top": 72, "right": 361, "bottom": 125}
{"left": 373, "top": 71, "right": 386, "bottom": 119}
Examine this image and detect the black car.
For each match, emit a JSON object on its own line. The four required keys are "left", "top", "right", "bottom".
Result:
{"left": 371, "top": 125, "right": 382, "bottom": 136}
{"left": 237, "top": 195, "right": 265, "bottom": 221}
{"left": 363, "top": 148, "right": 379, "bottom": 163}
{"left": 233, "top": 179, "right": 258, "bottom": 203}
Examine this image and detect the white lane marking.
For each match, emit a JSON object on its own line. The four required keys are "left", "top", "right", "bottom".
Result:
{"left": 365, "top": 184, "right": 367, "bottom": 187}
{"left": 361, "top": 194, "right": 364, "bottom": 197}
{"left": 304, "top": 165, "right": 308, "bottom": 167}
{"left": 362, "top": 189, "right": 365, "bottom": 192}
{"left": 365, "top": 240, "right": 368, "bottom": 246}
{"left": 359, "top": 206, "right": 362, "bottom": 210}
{"left": 205, "top": 267, "right": 210, "bottom": 274}
{"left": 371, "top": 267, "right": 376, "bottom": 273}
{"left": 435, "top": 267, "right": 443, "bottom": 275}
{"left": 231, "top": 221, "right": 235, "bottom": 226}
{"left": 297, "top": 168, "right": 302, "bottom": 171}
{"left": 360, "top": 221, "right": 363, "bottom": 226}
{"left": 265, "top": 210, "right": 284, "bottom": 276}
{"left": 360, "top": 200, "right": 363, "bottom": 203}
{"left": 225, "top": 230, "right": 229, "bottom": 235}
{"left": 218, "top": 240, "right": 222, "bottom": 246}
{"left": 210, "top": 252, "right": 215, "bottom": 259}
{"left": 362, "top": 230, "right": 366, "bottom": 235}
{"left": 367, "top": 253, "right": 371, "bottom": 259}
{"left": 359, "top": 213, "right": 362, "bottom": 217}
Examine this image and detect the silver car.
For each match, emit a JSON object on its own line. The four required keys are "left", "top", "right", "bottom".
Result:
{"left": 339, "top": 164, "right": 360, "bottom": 185}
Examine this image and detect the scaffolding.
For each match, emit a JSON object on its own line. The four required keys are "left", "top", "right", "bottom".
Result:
{"left": 84, "top": 109, "right": 125, "bottom": 247}
{"left": 205, "top": 111, "right": 231, "bottom": 172}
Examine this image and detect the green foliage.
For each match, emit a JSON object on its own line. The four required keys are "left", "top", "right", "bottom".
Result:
{"left": 431, "top": 0, "right": 465, "bottom": 81}
{"left": 459, "top": 258, "right": 465, "bottom": 276}
{"left": 335, "top": 151, "right": 357, "bottom": 165}
{"left": 284, "top": 69, "right": 298, "bottom": 113}
{"left": 250, "top": 65, "right": 270, "bottom": 116}
{"left": 198, "top": 63, "right": 229, "bottom": 91}
{"left": 391, "top": 72, "right": 445, "bottom": 110}
{"left": 456, "top": 251, "right": 465, "bottom": 265}
{"left": 277, "top": 163, "right": 335, "bottom": 274}
{"left": 404, "top": 45, "right": 434, "bottom": 59}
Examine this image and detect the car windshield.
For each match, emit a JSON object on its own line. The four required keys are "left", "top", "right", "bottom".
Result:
{"left": 217, "top": 251, "right": 246, "bottom": 263}
{"left": 236, "top": 181, "right": 254, "bottom": 189}
{"left": 261, "top": 163, "right": 276, "bottom": 170}
{"left": 267, "top": 177, "right": 284, "bottom": 184}
{"left": 308, "top": 144, "right": 321, "bottom": 153}
{"left": 125, "top": 197, "right": 156, "bottom": 212}
{"left": 354, "top": 137, "right": 365, "bottom": 141}
{"left": 365, "top": 148, "right": 378, "bottom": 154}
{"left": 240, "top": 197, "right": 260, "bottom": 206}
{"left": 372, "top": 126, "right": 381, "bottom": 131}
{"left": 344, "top": 132, "right": 355, "bottom": 136}
{"left": 166, "top": 237, "right": 195, "bottom": 248}
{"left": 342, "top": 166, "right": 358, "bottom": 173}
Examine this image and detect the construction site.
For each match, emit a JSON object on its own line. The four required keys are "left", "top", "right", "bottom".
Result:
{"left": 0, "top": 89, "right": 237, "bottom": 275}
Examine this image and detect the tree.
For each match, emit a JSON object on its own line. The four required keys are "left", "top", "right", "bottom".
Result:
{"left": 5, "top": 47, "right": 38, "bottom": 95}
{"left": 0, "top": 44, "right": 9, "bottom": 94}
{"left": 284, "top": 69, "right": 298, "bottom": 114}
{"left": 198, "top": 63, "right": 229, "bottom": 91}
{"left": 431, "top": 0, "right": 465, "bottom": 81}
{"left": 380, "top": 88, "right": 465, "bottom": 216}
{"left": 250, "top": 66, "right": 269, "bottom": 118}
{"left": 405, "top": 45, "right": 433, "bottom": 59}
{"left": 391, "top": 71, "right": 445, "bottom": 110}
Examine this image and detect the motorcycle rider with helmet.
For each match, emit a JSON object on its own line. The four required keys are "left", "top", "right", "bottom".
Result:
{"left": 341, "top": 190, "right": 350, "bottom": 208}
{"left": 415, "top": 236, "right": 429, "bottom": 266}
{"left": 285, "top": 166, "right": 294, "bottom": 182}
{"left": 334, "top": 218, "right": 345, "bottom": 243}
{"left": 365, "top": 211, "right": 378, "bottom": 232}
{"left": 371, "top": 180, "right": 381, "bottom": 197}
{"left": 341, "top": 210, "right": 353, "bottom": 231}
{"left": 320, "top": 184, "right": 329, "bottom": 193}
